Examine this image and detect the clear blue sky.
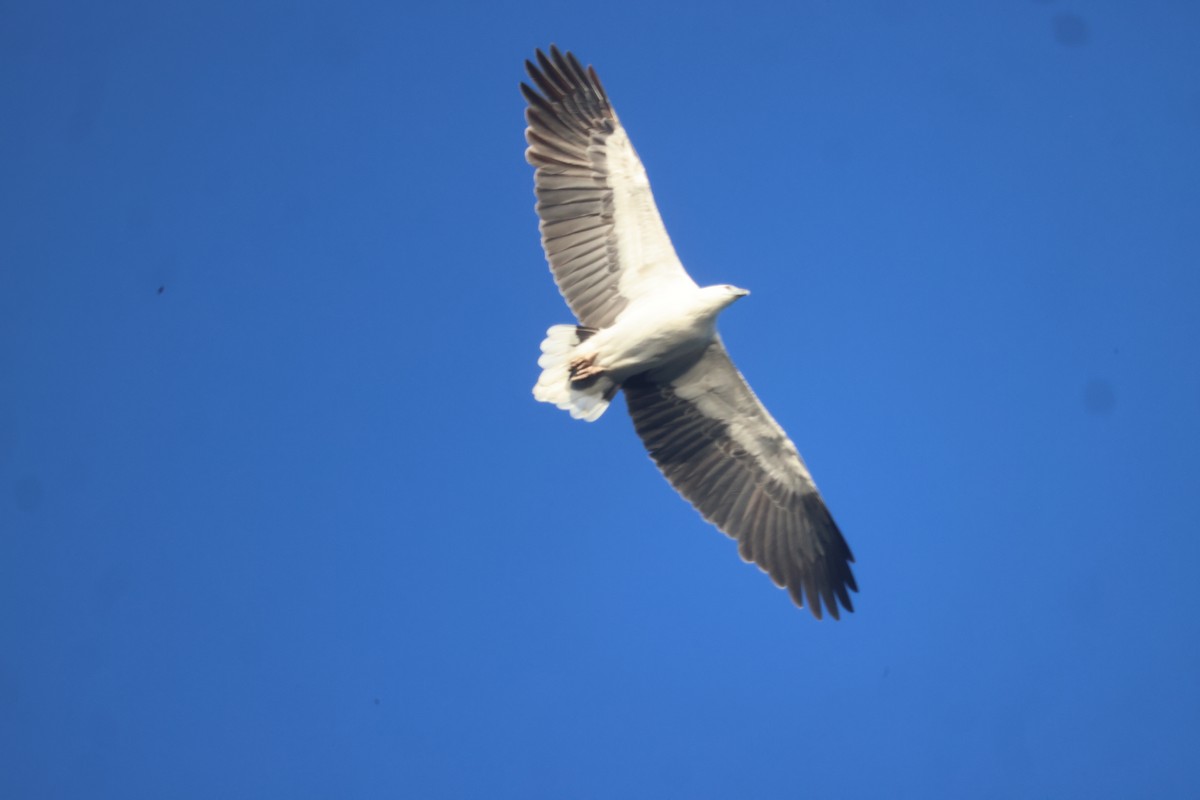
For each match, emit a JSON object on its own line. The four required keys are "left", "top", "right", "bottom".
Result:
{"left": 3, "top": 1, "right": 1199, "bottom": 797}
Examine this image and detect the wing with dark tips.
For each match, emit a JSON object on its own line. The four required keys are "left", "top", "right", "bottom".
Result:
{"left": 523, "top": 46, "right": 695, "bottom": 328}
{"left": 623, "top": 340, "right": 857, "bottom": 619}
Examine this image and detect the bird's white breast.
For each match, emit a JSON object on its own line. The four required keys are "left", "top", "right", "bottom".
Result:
{"left": 584, "top": 288, "right": 722, "bottom": 381}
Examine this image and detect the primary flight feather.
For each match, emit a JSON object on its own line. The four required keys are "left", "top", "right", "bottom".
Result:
{"left": 524, "top": 46, "right": 857, "bottom": 619}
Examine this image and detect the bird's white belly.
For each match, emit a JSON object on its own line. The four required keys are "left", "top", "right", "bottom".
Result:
{"left": 587, "top": 298, "right": 717, "bottom": 381}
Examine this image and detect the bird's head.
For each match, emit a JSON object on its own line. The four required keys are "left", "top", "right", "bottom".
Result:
{"left": 701, "top": 283, "right": 751, "bottom": 312}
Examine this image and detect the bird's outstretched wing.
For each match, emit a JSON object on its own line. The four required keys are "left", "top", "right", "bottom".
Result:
{"left": 522, "top": 46, "right": 696, "bottom": 329}
{"left": 623, "top": 340, "right": 857, "bottom": 619}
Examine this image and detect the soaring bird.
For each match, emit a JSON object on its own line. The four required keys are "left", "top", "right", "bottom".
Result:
{"left": 524, "top": 46, "right": 856, "bottom": 619}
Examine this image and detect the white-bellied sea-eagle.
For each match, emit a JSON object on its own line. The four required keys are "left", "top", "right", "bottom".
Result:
{"left": 524, "top": 46, "right": 857, "bottom": 619}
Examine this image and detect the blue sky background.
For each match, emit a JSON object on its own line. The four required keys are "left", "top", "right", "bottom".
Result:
{"left": 3, "top": 1, "right": 1199, "bottom": 797}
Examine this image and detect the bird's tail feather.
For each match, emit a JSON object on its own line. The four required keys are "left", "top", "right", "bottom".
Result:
{"left": 533, "top": 325, "right": 617, "bottom": 422}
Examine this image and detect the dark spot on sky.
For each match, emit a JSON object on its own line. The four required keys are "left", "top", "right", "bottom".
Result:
{"left": 13, "top": 476, "right": 43, "bottom": 513}
{"left": 374, "top": 697, "right": 381, "bottom": 705}
{"left": 1083, "top": 378, "right": 1115, "bottom": 415}
{"left": 157, "top": 285, "right": 165, "bottom": 295}
{"left": 1053, "top": 13, "right": 1089, "bottom": 46}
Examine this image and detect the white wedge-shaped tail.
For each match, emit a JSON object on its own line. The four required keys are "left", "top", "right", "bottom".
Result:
{"left": 533, "top": 325, "right": 618, "bottom": 422}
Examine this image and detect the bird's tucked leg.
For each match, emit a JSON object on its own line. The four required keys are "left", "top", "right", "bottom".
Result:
{"left": 569, "top": 353, "right": 604, "bottom": 382}
{"left": 533, "top": 324, "right": 616, "bottom": 422}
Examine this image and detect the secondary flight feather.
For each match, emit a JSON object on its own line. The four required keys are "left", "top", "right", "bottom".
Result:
{"left": 524, "top": 46, "right": 857, "bottom": 619}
